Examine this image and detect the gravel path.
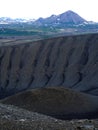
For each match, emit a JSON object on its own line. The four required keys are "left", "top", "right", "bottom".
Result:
{"left": 0, "top": 103, "right": 98, "bottom": 130}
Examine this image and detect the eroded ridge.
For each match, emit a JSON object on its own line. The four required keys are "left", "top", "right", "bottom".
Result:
{"left": 0, "top": 33, "right": 98, "bottom": 98}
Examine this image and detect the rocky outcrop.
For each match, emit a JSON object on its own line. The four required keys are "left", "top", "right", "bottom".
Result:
{"left": 0, "top": 33, "right": 98, "bottom": 98}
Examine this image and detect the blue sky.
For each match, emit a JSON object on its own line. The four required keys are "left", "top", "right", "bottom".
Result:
{"left": 0, "top": 0, "right": 98, "bottom": 21}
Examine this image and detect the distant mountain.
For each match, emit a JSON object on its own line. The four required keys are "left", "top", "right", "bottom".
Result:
{"left": 35, "top": 10, "right": 87, "bottom": 25}
{"left": 0, "top": 17, "right": 13, "bottom": 24}
{"left": 0, "top": 10, "right": 87, "bottom": 25}
{"left": 0, "top": 10, "right": 98, "bottom": 36}
{"left": 58, "top": 10, "right": 86, "bottom": 24}
{"left": 0, "top": 17, "right": 32, "bottom": 24}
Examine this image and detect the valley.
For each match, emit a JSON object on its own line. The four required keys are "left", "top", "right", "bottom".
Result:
{"left": 0, "top": 10, "right": 98, "bottom": 130}
{"left": 0, "top": 32, "right": 98, "bottom": 129}
{"left": 0, "top": 11, "right": 98, "bottom": 38}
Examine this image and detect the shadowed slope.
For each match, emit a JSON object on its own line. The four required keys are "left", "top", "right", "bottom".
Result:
{"left": 1, "top": 87, "right": 98, "bottom": 120}
{"left": 0, "top": 33, "right": 98, "bottom": 98}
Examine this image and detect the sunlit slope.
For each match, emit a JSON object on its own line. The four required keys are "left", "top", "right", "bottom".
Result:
{"left": 0, "top": 33, "right": 98, "bottom": 98}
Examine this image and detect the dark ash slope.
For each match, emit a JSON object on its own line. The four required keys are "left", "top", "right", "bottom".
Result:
{"left": 1, "top": 87, "right": 98, "bottom": 120}
{"left": 0, "top": 33, "right": 98, "bottom": 98}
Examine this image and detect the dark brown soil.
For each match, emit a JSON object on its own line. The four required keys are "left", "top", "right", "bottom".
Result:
{"left": 1, "top": 87, "right": 98, "bottom": 120}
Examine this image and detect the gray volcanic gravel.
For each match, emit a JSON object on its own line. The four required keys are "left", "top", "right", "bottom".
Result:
{"left": 0, "top": 103, "right": 98, "bottom": 130}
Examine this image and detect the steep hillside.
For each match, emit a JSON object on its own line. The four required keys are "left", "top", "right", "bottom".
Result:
{"left": 1, "top": 87, "right": 98, "bottom": 119}
{"left": 0, "top": 33, "right": 98, "bottom": 98}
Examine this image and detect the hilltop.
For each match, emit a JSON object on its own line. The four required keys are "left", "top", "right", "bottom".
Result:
{"left": 1, "top": 87, "right": 98, "bottom": 120}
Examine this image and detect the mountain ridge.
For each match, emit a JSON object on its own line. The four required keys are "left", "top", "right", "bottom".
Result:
{"left": 34, "top": 10, "right": 87, "bottom": 25}
{"left": 0, "top": 33, "right": 98, "bottom": 98}
{"left": 0, "top": 10, "right": 89, "bottom": 24}
{"left": 0, "top": 10, "right": 98, "bottom": 36}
